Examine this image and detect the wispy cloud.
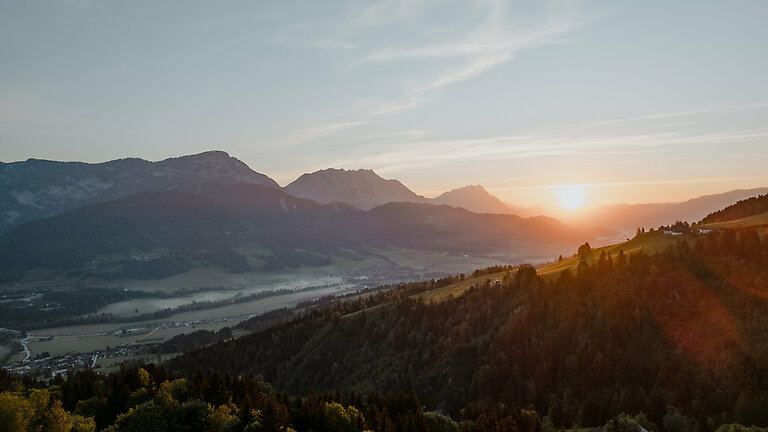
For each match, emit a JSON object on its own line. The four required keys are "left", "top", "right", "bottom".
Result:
{"left": 319, "top": 126, "right": 768, "bottom": 175}
{"left": 415, "top": 54, "right": 512, "bottom": 92}
{"left": 362, "top": 0, "right": 588, "bottom": 62}
{"left": 310, "top": 38, "right": 358, "bottom": 50}
{"left": 367, "top": 97, "right": 428, "bottom": 116}
{"left": 580, "top": 101, "right": 768, "bottom": 127}
{"left": 351, "top": 0, "right": 435, "bottom": 28}
{"left": 269, "top": 121, "right": 369, "bottom": 149}
{"left": 354, "top": 0, "right": 595, "bottom": 115}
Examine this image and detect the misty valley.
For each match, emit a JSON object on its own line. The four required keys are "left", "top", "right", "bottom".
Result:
{"left": 3, "top": 1, "right": 768, "bottom": 430}
{"left": 1, "top": 151, "right": 768, "bottom": 432}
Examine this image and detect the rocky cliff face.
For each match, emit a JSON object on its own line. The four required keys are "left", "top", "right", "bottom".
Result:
{"left": 0, "top": 150, "right": 279, "bottom": 233}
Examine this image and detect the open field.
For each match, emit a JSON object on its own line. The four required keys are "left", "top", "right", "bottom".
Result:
{"left": 703, "top": 211, "right": 768, "bottom": 230}
{"left": 96, "top": 276, "right": 347, "bottom": 318}
{"left": 28, "top": 332, "right": 149, "bottom": 358}
{"left": 25, "top": 320, "right": 234, "bottom": 359}
{"left": 14, "top": 279, "right": 371, "bottom": 363}
{"left": 537, "top": 231, "right": 696, "bottom": 278}
{"left": 411, "top": 271, "right": 508, "bottom": 302}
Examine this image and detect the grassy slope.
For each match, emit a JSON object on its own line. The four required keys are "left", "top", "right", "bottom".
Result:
{"left": 702, "top": 210, "right": 768, "bottom": 230}
{"left": 537, "top": 230, "right": 696, "bottom": 278}
{"left": 410, "top": 271, "right": 508, "bottom": 302}
{"left": 395, "top": 230, "right": 699, "bottom": 301}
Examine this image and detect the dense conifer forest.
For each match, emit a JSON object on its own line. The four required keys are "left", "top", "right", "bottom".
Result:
{"left": 169, "top": 229, "right": 768, "bottom": 431}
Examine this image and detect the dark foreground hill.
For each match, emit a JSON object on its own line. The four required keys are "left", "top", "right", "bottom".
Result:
{"left": 169, "top": 228, "right": 768, "bottom": 430}
{"left": 0, "top": 184, "right": 589, "bottom": 282}
{"left": 0, "top": 150, "right": 280, "bottom": 234}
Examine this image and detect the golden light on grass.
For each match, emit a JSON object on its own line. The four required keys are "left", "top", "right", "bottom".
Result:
{"left": 557, "top": 184, "right": 587, "bottom": 210}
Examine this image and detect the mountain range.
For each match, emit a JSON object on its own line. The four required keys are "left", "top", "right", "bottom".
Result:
{"left": 0, "top": 150, "right": 279, "bottom": 234}
{"left": 285, "top": 168, "right": 537, "bottom": 216}
{"left": 0, "top": 183, "right": 588, "bottom": 282}
{"left": 2, "top": 150, "right": 767, "bottom": 283}
{"left": 0, "top": 152, "right": 529, "bottom": 236}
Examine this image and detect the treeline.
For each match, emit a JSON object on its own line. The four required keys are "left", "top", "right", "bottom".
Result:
{"left": 168, "top": 229, "right": 768, "bottom": 431}
{"left": 0, "top": 366, "right": 541, "bottom": 431}
{"left": 0, "top": 287, "right": 151, "bottom": 329}
{"left": 156, "top": 265, "right": 517, "bottom": 353}
{"left": 158, "top": 328, "right": 233, "bottom": 353}
{"left": 701, "top": 194, "right": 768, "bottom": 224}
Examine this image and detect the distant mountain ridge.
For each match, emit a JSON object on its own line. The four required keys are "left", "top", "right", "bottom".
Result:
{"left": 5, "top": 149, "right": 766, "bottom": 244}
{"left": 284, "top": 168, "right": 428, "bottom": 210}
{"left": 566, "top": 187, "right": 768, "bottom": 234}
{"left": 433, "top": 185, "right": 527, "bottom": 215}
{"left": 0, "top": 184, "right": 592, "bottom": 282}
{"left": 284, "top": 169, "right": 536, "bottom": 216}
{"left": 1, "top": 152, "right": 538, "bottom": 235}
{"left": 0, "top": 150, "right": 279, "bottom": 234}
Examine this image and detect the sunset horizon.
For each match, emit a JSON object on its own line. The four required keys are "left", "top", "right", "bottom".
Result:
{"left": 3, "top": 1, "right": 767, "bottom": 210}
{"left": 3, "top": 2, "right": 768, "bottom": 431}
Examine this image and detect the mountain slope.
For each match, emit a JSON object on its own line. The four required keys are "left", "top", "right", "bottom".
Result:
{"left": 369, "top": 202, "right": 586, "bottom": 255}
{"left": 567, "top": 187, "right": 768, "bottom": 233}
{"left": 432, "top": 185, "right": 513, "bottom": 214}
{"left": 0, "top": 185, "right": 591, "bottom": 282}
{"left": 169, "top": 230, "right": 768, "bottom": 428}
{"left": 0, "top": 184, "right": 369, "bottom": 281}
{"left": 284, "top": 168, "right": 428, "bottom": 210}
{"left": 0, "top": 150, "right": 280, "bottom": 234}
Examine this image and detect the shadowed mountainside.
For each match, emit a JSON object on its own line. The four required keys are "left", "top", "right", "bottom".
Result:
{"left": 284, "top": 169, "right": 538, "bottom": 216}
{"left": 0, "top": 150, "right": 280, "bottom": 234}
{"left": 284, "top": 168, "right": 428, "bottom": 210}
{"left": 0, "top": 184, "right": 592, "bottom": 282}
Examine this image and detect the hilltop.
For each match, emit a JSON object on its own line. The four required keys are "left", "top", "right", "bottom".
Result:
{"left": 432, "top": 185, "right": 522, "bottom": 215}
{"left": 284, "top": 168, "right": 428, "bottom": 210}
{"left": 701, "top": 193, "right": 768, "bottom": 226}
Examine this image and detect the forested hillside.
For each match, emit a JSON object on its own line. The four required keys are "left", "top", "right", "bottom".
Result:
{"left": 701, "top": 194, "right": 768, "bottom": 224}
{"left": 170, "top": 229, "right": 768, "bottom": 430}
{"left": 0, "top": 365, "right": 541, "bottom": 431}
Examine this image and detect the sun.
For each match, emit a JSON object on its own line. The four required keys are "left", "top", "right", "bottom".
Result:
{"left": 557, "top": 185, "right": 587, "bottom": 210}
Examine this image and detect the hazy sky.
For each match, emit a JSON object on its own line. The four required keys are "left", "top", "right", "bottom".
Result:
{"left": 2, "top": 0, "right": 767, "bottom": 209}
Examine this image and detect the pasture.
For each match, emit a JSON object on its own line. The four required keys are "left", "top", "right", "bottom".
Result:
{"left": 537, "top": 230, "right": 696, "bottom": 278}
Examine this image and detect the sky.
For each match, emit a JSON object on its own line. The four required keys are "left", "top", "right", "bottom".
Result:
{"left": 1, "top": 0, "right": 768, "bottom": 210}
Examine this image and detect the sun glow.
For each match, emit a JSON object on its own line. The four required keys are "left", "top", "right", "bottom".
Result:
{"left": 557, "top": 185, "right": 587, "bottom": 210}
